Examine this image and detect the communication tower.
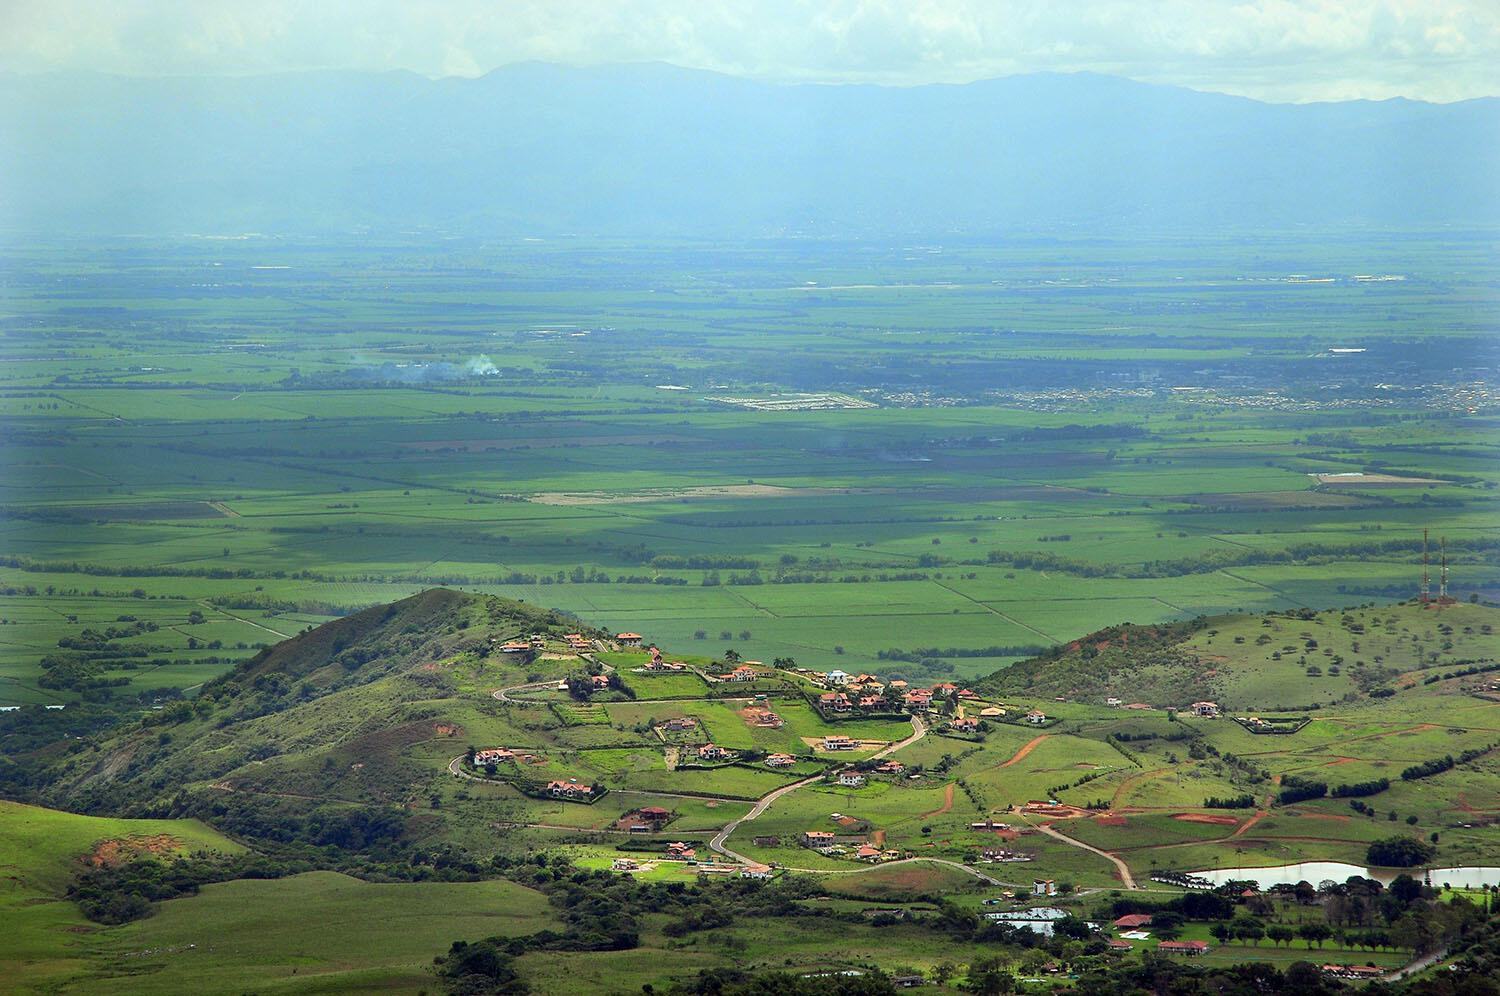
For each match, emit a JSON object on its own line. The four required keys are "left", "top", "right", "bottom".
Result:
{"left": 1420, "top": 529, "right": 1430, "bottom": 604}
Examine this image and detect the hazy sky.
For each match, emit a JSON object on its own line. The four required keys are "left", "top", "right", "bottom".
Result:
{"left": 3, "top": 0, "right": 1497, "bottom": 103}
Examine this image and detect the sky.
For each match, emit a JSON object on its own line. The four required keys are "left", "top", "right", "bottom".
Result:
{"left": 2, "top": 0, "right": 1498, "bottom": 104}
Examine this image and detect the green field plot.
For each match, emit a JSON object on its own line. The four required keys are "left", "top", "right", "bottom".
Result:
{"left": 60, "top": 872, "right": 556, "bottom": 996}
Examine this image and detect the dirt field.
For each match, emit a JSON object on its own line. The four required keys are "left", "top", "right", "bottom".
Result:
{"left": 88, "top": 834, "right": 182, "bottom": 867}
{"left": 531, "top": 484, "right": 845, "bottom": 505}
{"left": 1170, "top": 813, "right": 1240, "bottom": 826}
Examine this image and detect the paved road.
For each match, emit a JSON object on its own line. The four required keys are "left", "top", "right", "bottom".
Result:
{"left": 1384, "top": 945, "right": 1450, "bottom": 981}
{"left": 1029, "top": 820, "right": 1138, "bottom": 889}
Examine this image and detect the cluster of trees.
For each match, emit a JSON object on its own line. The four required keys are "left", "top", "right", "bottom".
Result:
{"left": 1402, "top": 743, "right": 1497, "bottom": 781}
{"left": 1331, "top": 777, "right": 1391, "bottom": 798}
{"left": 1276, "top": 775, "right": 1328, "bottom": 805}
{"left": 1203, "top": 794, "right": 1257, "bottom": 809}
{"left": 68, "top": 851, "right": 301, "bottom": 924}
{"left": 1367, "top": 836, "right": 1439, "bottom": 867}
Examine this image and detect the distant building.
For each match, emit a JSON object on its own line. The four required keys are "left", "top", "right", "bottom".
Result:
{"left": 1192, "top": 701, "right": 1220, "bottom": 717}
{"left": 617, "top": 633, "right": 643, "bottom": 646}
{"left": 838, "top": 772, "right": 866, "bottom": 787}
{"left": 1034, "top": 878, "right": 1057, "bottom": 896}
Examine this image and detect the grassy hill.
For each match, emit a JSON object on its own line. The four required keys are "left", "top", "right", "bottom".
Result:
{"left": 977, "top": 600, "right": 1499, "bottom": 714}
{"left": 0, "top": 800, "right": 245, "bottom": 995}
{"left": 11, "top": 589, "right": 604, "bottom": 821}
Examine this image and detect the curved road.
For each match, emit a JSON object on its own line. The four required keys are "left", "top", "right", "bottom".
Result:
{"left": 1029, "top": 820, "right": 1138, "bottom": 889}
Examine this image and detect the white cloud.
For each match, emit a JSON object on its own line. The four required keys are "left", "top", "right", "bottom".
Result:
{"left": 0, "top": 0, "right": 1496, "bottom": 102}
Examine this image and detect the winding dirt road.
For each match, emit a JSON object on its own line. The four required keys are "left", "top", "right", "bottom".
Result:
{"left": 1029, "top": 820, "right": 1138, "bottom": 889}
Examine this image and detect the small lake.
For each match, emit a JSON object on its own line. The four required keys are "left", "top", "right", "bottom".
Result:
{"left": 1189, "top": 863, "right": 1500, "bottom": 890}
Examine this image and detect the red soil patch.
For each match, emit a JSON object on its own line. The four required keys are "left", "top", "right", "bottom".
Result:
{"left": 872, "top": 829, "right": 887, "bottom": 847}
{"left": 1171, "top": 813, "right": 1239, "bottom": 826}
{"left": 434, "top": 723, "right": 462, "bottom": 736}
{"left": 920, "top": 783, "right": 956, "bottom": 819}
{"left": 1096, "top": 815, "right": 1129, "bottom": 827}
{"left": 87, "top": 834, "right": 181, "bottom": 868}
{"left": 1301, "top": 812, "right": 1351, "bottom": 823}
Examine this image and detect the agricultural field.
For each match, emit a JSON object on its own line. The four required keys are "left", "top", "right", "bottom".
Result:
{"left": 4, "top": 237, "right": 1499, "bottom": 714}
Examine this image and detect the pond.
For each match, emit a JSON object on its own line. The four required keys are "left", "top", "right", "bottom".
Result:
{"left": 1189, "top": 862, "right": 1500, "bottom": 890}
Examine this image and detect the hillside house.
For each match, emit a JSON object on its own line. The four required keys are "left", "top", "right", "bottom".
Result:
{"left": 739, "top": 865, "right": 774, "bottom": 879}
{"left": 611, "top": 858, "right": 640, "bottom": 872}
{"left": 529, "top": 634, "right": 547, "bottom": 648}
{"left": 1192, "top": 701, "right": 1221, "bottom": 717}
{"left": 838, "top": 772, "right": 867, "bottom": 787}
{"left": 590, "top": 674, "right": 611, "bottom": 688}
{"left": 473, "top": 748, "right": 515, "bottom": 767}
{"left": 637, "top": 806, "right": 671, "bottom": 826}
{"left": 856, "top": 695, "right": 884, "bottom": 709}
{"left": 723, "top": 665, "right": 759, "bottom": 682}
{"left": 856, "top": 844, "right": 881, "bottom": 859}
{"left": 1106, "top": 697, "right": 1123, "bottom": 707}
{"left": 1033, "top": 878, "right": 1058, "bottom": 896}
{"left": 958, "top": 688, "right": 978, "bottom": 699}
{"left": 1026, "top": 710, "right": 1048, "bottom": 725}
{"left": 819, "top": 692, "right": 851, "bottom": 712}
{"left": 663, "top": 717, "right": 697, "bottom": 732}
{"left": 949, "top": 718, "right": 980, "bottom": 733}
{"left": 902, "top": 691, "right": 933, "bottom": 711}
{"left": 548, "top": 778, "right": 594, "bottom": 799}
{"left": 823, "top": 735, "right": 857, "bottom": 751}
{"left": 616, "top": 632, "right": 643, "bottom": 646}
{"left": 499, "top": 641, "right": 530, "bottom": 653}
{"left": 766, "top": 753, "right": 796, "bottom": 768}
{"left": 824, "top": 669, "right": 852, "bottom": 685}
{"left": 801, "top": 830, "right": 837, "bottom": 847}
{"left": 932, "top": 682, "right": 958, "bottom": 697}
{"left": 666, "top": 841, "right": 697, "bottom": 859}
{"left": 755, "top": 711, "right": 785, "bottom": 728}
{"left": 698, "top": 743, "right": 730, "bottom": 761}
{"left": 876, "top": 760, "right": 905, "bottom": 774}
{"left": 1113, "top": 914, "right": 1153, "bottom": 929}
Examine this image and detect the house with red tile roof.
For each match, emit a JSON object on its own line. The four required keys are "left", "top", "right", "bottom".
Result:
{"left": 800, "top": 830, "right": 837, "bottom": 847}
{"left": 547, "top": 778, "right": 594, "bottom": 799}
{"left": 876, "top": 760, "right": 905, "bottom": 774}
{"left": 766, "top": 753, "right": 796, "bottom": 768}
{"left": 1113, "top": 914, "right": 1153, "bottom": 929}
{"left": 823, "top": 735, "right": 857, "bottom": 750}
{"left": 473, "top": 748, "right": 515, "bottom": 767}
{"left": 666, "top": 841, "right": 696, "bottom": 859}
{"left": 819, "top": 692, "right": 851, "bottom": 712}
{"left": 616, "top": 633, "right": 643, "bottom": 645}
{"left": 698, "top": 743, "right": 731, "bottom": 761}
{"left": 949, "top": 717, "right": 980, "bottom": 733}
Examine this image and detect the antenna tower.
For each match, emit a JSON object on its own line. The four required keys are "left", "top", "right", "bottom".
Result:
{"left": 1420, "top": 529, "right": 1430, "bottom": 603}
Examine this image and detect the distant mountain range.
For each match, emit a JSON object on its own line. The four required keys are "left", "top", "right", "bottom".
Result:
{"left": 3, "top": 63, "right": 1496, "bottom": 237}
